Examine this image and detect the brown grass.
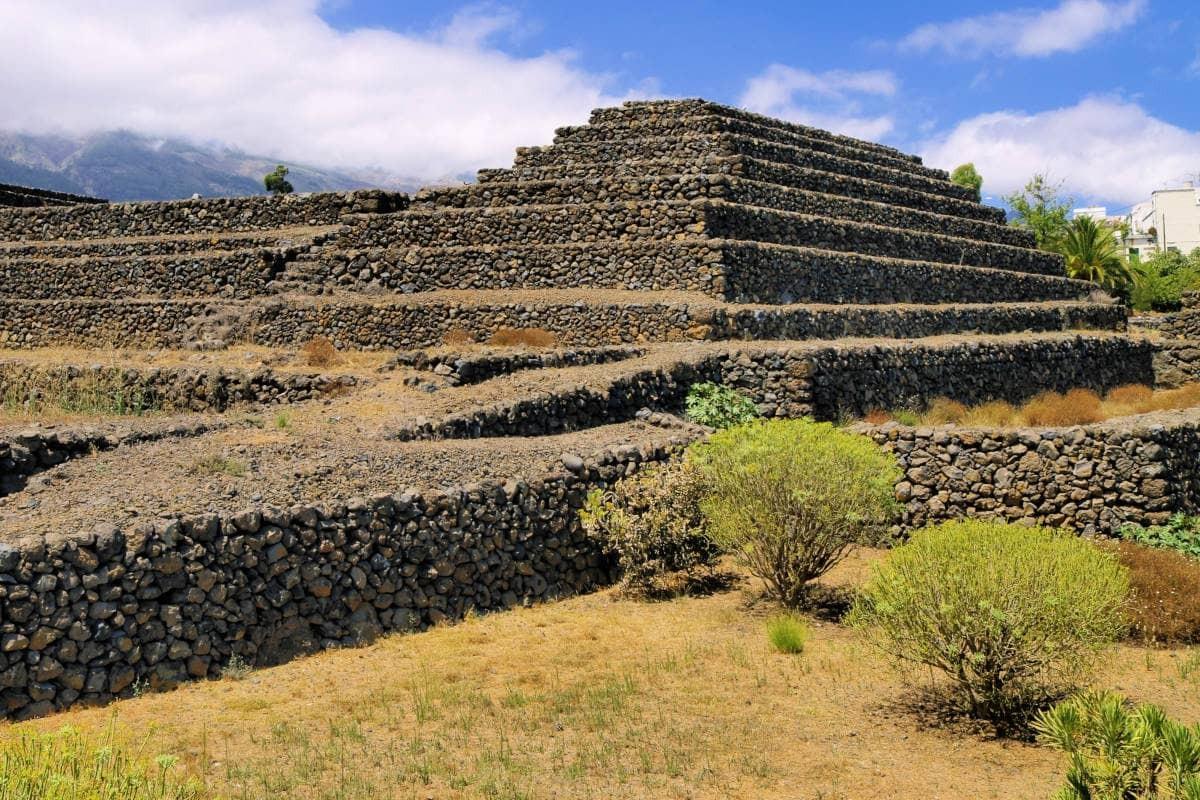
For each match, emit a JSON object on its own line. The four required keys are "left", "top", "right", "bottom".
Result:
{"left": 863, "top": 408, "right": 892, "bottom": 425}
{"left": 487, "top": 326, "right": 558, "bottom": 348}
{"left": 298, "top": 337, "right": 341, "bottom": 368}
{"left": 871, "top": 383, "right": 1200, "bottom": 428}
{"left": 9, "top": 552, "right": 1200, "bottom": 800}
{"left": 442, "top": 326, "right": 476, "bottom": 347}
{"left": 1112, "top": 541, "right": 1200, "bottom": 645}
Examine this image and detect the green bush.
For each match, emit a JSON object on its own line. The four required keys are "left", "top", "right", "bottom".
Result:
{"left": 580, "top": 460, "right": 719, "bottom": 596}
{"left": 766, "top": 614, "right": 809, "bottom": 654}
{"left": 1035, "top": 690, "right": 1200, "bottom": 799}
{"left": 1121, "top": 513, "right": 1200, "bottom": 560}
{"left": 684, "top": 382, "right": 761, "bottom": 429}
{"left": 263, "top": 164, "right": 294, "bottom": 195}
{"left": 691, "top": 419, "right": 899, "bottom": 607}
{"left": 849, "top": 521, "right": 1129, "bottom": 724}
{"left": 1130, "top": 249, "right": 1200, "bottom": 312}
{"left": 950, "top": 162, "right": 983, "bottom": 199}
{"left": 0, "top": 723, "right": 202, "bottom": 799}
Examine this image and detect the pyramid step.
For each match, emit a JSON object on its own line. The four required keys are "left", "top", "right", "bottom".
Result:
{"left": 591, "top": 99, "right": 921, "bottom": 165}
{"left": 285, "top": 239, "right": 1091, "bottom": 306}
{"left": 416, "top": 174, "right": 1032, "bottom": 248}
{"left": 506, "top": 134, "right": 974, "bottom": 203}
{"left": 0, "top": 226, "right": 335, "bottom": 259}
{"left": 335, "top": 200, "right": 1060, "bottom": 276}
{"left": 555, "top": 114, "right": 945, "bottom": 181}
{"left": 0, "top": 249, "right": 292, "bottom": 299}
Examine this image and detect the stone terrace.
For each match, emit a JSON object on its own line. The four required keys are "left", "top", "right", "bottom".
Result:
{"left": 0, "top": 98, "right": 1175, "bottom": 717}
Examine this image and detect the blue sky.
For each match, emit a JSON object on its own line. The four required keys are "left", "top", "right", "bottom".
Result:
{"left": 3, "top": 1, "right": 1198, "bottom": 207}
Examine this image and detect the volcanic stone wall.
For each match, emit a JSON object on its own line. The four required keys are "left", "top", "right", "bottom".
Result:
{"left": 0, "top": 439, "right": 684, "bottom": 720}
{"left": 860, "top": 409, "right": 1200, "bottom": 534}
{"left": 0, "top": 190, "right": 405, "bottom": 240}
{"left": 0, "top": 184, "right": 106, "bottom": 208}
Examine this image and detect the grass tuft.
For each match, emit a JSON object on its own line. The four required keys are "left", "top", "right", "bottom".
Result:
{"left": 190, "top": 454, "right": 247, "bottom": 478}
{"left": 487, "top": 327, "right": 557, "bottom": 348}
{"left": 299, "top": 337, "right": 341, "bottom": 368}
{"left": 766, "top": 614, "right": 810, "bottom": 655}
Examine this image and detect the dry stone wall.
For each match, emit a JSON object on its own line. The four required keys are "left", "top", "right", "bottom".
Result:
{"left": 0, "top": 184, "right": 105, "bottom": 208}
{"left": 0, "top": 439, "right": 686, "bottom": 719}
{"left": 860, "top": 410, "right": 1200, "bottom": 534}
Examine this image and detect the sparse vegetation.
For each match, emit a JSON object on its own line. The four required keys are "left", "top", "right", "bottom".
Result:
{"left": 487, "top": 327, "right": 558, "bottom": 348}
{"left": 0, "top": 367, "right": 161, "bottom": 417}
{"left": 0, "top": 722, "right": 202, "bottom": 800}
{"left": 766, "top": 613, "right": 809, "bottom": 654}
{"left": 222, "top": 654, "right": 252, "bottom": 681}
{"left": 1121, "top": 513, "right": 1200, "bottom": 560}
{"left": 684, "top": 381, "right": 761, "bottom": 429}
{"left": 441, "top": 327, "right": 476, "bottom": 346}
{"left": 263, "top": 164, "right": 294, "bottom": 195}
{"left": 1035, "top": 690, "right": 1200, "bottom": 799}
{"left": 691, "top": 419, "right": 900, "bottom": 607}
{"left": 1111, "top": 540, "right": 1200, "bottom": 645}
{"left": 274, "top": 411, "right": 292, "bottom": 430}
{"left": 299, "top": 336, "right": 340, "bottom": 368}
{"left": 580, "top": 460, "right": 719, "bottom": 597}
{"left": 850, "top": 521, "right": 1129, "bottom": 726}
{"left": 867, "top": 383, "right": 1200, "bottom": 427}
{"left": 190, "top": 454, "right": 247, "bottom": 477}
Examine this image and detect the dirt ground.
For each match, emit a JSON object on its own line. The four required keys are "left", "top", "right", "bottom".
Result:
{"left": 6, "top": 551, "right": 1198, "bottom": 800}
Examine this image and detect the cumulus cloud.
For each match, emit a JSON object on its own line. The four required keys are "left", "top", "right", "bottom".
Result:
{"left": 900, "top": 0, "right": 1146, "bottom": 58}
{"left": 0, "top": 0, "right": 642, "bottom": 179}
{"left": 739, "top": 65, "right": 898, "bottom": 141}
{"left": 920, "top": 96, "right": 1200, "bottom": 204}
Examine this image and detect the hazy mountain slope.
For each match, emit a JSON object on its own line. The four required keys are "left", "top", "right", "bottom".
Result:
{"left": 0, "top": 130, "right": 433, "bottom": 201}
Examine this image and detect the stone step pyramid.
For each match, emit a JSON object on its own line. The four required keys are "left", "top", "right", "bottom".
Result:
{"left": 0, "top": 98, "right": 1150, "bottom": 414}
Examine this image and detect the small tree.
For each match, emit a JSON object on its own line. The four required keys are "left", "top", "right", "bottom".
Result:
{"left": 1060, "top": 215, "right": 1137, "bottom": 291}
{"left": 950, "top": 162, "right": 983, "bottom": 199}
{"left": 850, "top": 521, "right": 1129, "bottom": 726}
{"left": 691, "top": 419, "right": 900, "bottom": 607}
{"left": 264, "top": 164, "right": 294, "bottom": 195}
{"left": 1005, "top": 173, "right": 1073, "bottom": 251}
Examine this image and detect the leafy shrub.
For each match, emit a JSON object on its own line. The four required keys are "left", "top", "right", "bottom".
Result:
{"left": 1121, "top": 514, "right": 1200, "bottom": 560}
{"left": 684, "top": 382, "right": 761, "bottom": 429}
{"left": 1130, "top": 248, "right": 1200, "bottom": 312}
{"left": 580, "top": 460, "right": 719, "bottom": 597}
{"left": 487, "top": 327, "right": 557, "bottom": 348}
{"left": 1035, "top": 690, "right": 1200, "bottom": 799}
{"left": 1111, "top": 540, "right": 1200, "bottom": 645}
{"left": 950, "top": 162, "right": 983, "bottom": 199}
{"left": 766, "top": 614, "right": 809, "bottom": 654}
{"left": 0, "top": 722, "right": 202, "bottom": 799}
{"left": 849, "top": 521, "right": 1128, "bottom": 724}
{"left": 691, "top": 419, "right": 900, "bottom": 607}
{"left": 263, "top": 164, "right": 294, "bottom": 195}
{"left": 299, "top": 336, "right": 340, "bottom": 367}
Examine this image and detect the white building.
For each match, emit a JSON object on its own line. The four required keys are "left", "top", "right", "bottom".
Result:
{"left": 1124, "top": 186, "right": 1200, "bottom": 260}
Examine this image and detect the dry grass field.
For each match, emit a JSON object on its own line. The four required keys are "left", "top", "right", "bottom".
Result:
{"left": 6, "top": 550, "right": 1200, "bottom": 800}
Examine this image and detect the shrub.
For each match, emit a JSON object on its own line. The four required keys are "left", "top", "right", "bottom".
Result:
{"left": 922, "top": 397, "right": 967, "bottom": 424}
{"left": 1105, "top": 383, "right": 1154, "bottom": 408}
{"left": 849, "top": 521, "right": 1128, "bottom": 724}
{"left": 960, "top": 399, "right": 1019, "bottom": 427}
{"left": 1111, "top": 540, "right": 1200, "bottom": 645}
{"left": 691, "top": 419, "right": 900, "bottom": 607}
{"left": 487, "top": 327, "right": 557, "bottom": 348}
{"left": 1035, "top": 690, "right": 1200, "bottom": 799}
{"left": 0, "top": 722, "right": 202, "bottom": 799}
{"left": 442, "top": 327, "right": 476, "bottom": 347}
{"left": 766, "top": 614, "right": 809, "bottom": 654}
{"left": 1121, "top": 514, "right": 1200, "bottom": 560}
{"left": 950, "top": 162, "right": 983, "bottom": 199}
{"left": 264, "top": 164, "right": 294, "bottom": 195}
{"left": 684, "top": 382, "right": 761, "bottom": 429}
{"left": 299, "top": 336, "right": 340, "bottom": 368}
{"left": 580, "top": 460, "right": 719, "bottom": 597}
{"left": 190, "top": 455, "right": 246, "bottom": 477}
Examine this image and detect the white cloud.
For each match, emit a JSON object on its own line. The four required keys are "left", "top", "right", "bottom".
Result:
{"left": 900, "top": 0, "right": 1146, "bottom": 58}
{"left": 739, "top": 65, "right": 898, "bottom": 142}
{"left": 0, "top": 1, "right": 643, "bottom": 179}
{"left": 920, "top": 96, "right": 1200, "bottom": 204}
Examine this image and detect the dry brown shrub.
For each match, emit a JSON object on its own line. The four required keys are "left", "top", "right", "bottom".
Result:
{"left": 299, "top": 337, "right": 341, "bottom": 368}
{"left": 863, "top": 409, "right": 893, "bottom": 425}
{"left": 1109, "top": 541, "right": 1200, "bottom": 645}
{"left": 1148, "top": 383, "right": 1200, "bottom": 413}
{"left": 960, "top": 400, "right": 1018, "bottom": 427}
{"left": 487, "top": 327, "right": 557, "bottom": 348}
{"left": 1105, "top": 384, "right": 1154, "bottom": 408}
{"left": 1020, "top": 389, "right": 1103, "bottom": 426}
{"left": 923, "top": 397, "right": 968, "bottom": 425}
{"left": 442, "top": 327, "right": 476, "bottom": 347}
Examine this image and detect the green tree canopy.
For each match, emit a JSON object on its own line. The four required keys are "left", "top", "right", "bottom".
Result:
{"left": 950, "top": 162, "right": 982, "bottom": 198}
{"left": 1004, "top": 173, "right": 1072, "bottom": 250}
{"left": 264, "top": 164, "right": 294, "bottom": 196}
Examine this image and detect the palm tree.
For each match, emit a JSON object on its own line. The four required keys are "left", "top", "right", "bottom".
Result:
{"left": 1058, "top": 215, "right": 1136, "bottom": 290}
